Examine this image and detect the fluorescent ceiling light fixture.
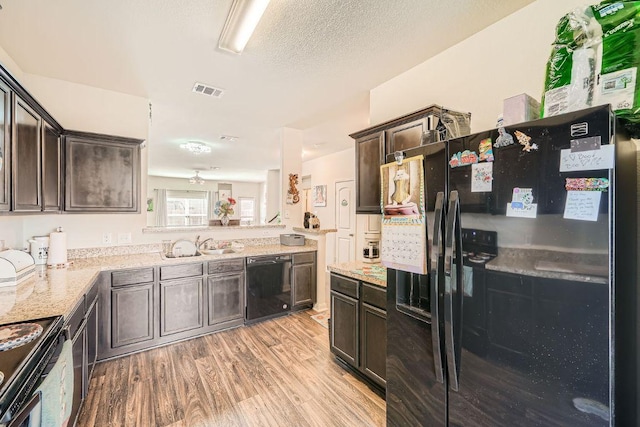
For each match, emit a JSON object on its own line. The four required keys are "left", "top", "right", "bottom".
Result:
{"left": 218, "top": 0, "right": 271, "bottom": 54}
{"left": 189, "top": 171, "right": 205, "bottom": 185}
{"left": 180, "top": 142, "right": 211, "bottom": 155}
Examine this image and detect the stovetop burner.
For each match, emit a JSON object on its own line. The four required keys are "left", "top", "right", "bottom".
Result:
{"left": 461, "top": 229, "right": 498, "bottom": 267}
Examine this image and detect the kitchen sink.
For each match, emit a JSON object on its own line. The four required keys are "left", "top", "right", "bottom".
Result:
{"left": 163, "top": 252, "right": 203, "bottom": 258}
{"left": 200, "top": 248, "right": 237, "bottom": 255}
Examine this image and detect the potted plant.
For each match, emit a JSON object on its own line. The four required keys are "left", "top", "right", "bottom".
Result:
{"left": 215, "top": 197, "right": 236, "bottom": 226}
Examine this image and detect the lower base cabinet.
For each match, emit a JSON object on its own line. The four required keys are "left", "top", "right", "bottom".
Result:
{"left": 99, "top": 260, "right": 247, "bottom": 361}
{"left": 330, "top": 273, "right": 386, "bottom": 389}
{"left": 292, "top": 252, "right": 316, "bottom": 310}
{"left": 69, "top": 277, "right": 100, "bottom": 426}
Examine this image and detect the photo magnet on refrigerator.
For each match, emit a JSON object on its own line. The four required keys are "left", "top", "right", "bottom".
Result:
{"left": 479, "top": 138, "right": 494, "bottom": 162}
{"left": 506, "top": 187, "right": 537, "bottom": 218}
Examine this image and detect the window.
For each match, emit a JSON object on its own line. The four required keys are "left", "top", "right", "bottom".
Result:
{"left": 166, "top": 190, "right": 208, "bottom": 226}
{"left": 239, "top": 197, "right": 255, "bottom": 225}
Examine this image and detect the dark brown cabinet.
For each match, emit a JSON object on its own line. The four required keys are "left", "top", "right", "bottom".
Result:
{"left": 99, "top": 260, "right": 247, "bottom": 361}
{"left": 68, "top": 277, "right": 100, "bottom": 427}
{"left": 111, "top": 283, "right": 155, "bottom": 348}
{"left": 207, "top": 271, "right": 244, "bottom": 325}
{"left": 361, "top": 302, "right": 386, "bottom": 387}
{"left": 351, "top": 105, "right": 471, "bottom": 214}
{"left": 331, "top": 286, "right": 359, "bottom": 366}
{"left": 12, "top": 96, "right": 41, "bottom": 212}
{"left": 0, "top": 79, "right": 10, "bottom": 212}
{"left": 385, "top": 118, "right": 428, "bottom": 155}
{"left": 292, "top": 252, "right": 316, "bottom": 309}
{"left": 42, "top": 123, "right": 62, "bottom": 211}
{"left": 330, "top": 273, "right": 386, "bottom": 389}
{"left": 354, "top": 131, "right": 385, "bottom": 214}
{"left": 65, "top": 131, "right": 142, "bottom": 212}
{"left": 160, "top": 277, "right": 204, "bottom": 336}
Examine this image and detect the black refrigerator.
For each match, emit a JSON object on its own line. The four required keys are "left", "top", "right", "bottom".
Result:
{"left": 385, "top": 105, "right": 639, "bottom": 426}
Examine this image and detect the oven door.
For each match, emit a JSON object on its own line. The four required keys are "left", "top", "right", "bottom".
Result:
{"left": 2, "top": 335, "right": 72, "bottom": 427}
{"left": 7, "top": 392, "right": 40, "bottom": 427}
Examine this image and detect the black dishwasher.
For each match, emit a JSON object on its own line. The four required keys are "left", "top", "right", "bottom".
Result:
{"left": 245, "top": 255, "right": 292, "bottom": 323}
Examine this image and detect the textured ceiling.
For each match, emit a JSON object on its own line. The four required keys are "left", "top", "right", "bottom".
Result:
{"left": 0, "top": 0, "right": 534, "bottom": 182}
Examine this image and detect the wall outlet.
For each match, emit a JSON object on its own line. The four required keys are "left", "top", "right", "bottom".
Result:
{"left": 284, "top": 210, "right": 290, "bottom": 219}
{"left": 102, "top": 232, "right": 112, "bottom": 245}
{"left": 117, "top": 232, "right": 132, "bottom": 244}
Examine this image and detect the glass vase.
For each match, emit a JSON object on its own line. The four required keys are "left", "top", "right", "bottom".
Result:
{"left": 221, "top": 215, "right": 230, "bottom": 226}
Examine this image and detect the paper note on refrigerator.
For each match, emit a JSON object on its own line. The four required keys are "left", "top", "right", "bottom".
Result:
{"left": 471, "top": 162, "right": 493, "bottom": 192}
{"left": 563, "top": 190, "right": 601, "bottom": 221}
{"left": 559, "top": 145, "right": 614, "bottom": 172}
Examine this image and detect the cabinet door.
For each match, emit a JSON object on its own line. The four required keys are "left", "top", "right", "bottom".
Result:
{"left": 111, "top": 284, "right": 154, "bottom": 348}
{"left": 355, "top": 131, "right": 384, "bottom": 214}
{"left": 292, "top": 262, "right": 315, "bottom": 309}
{"left": 85, "top": 299, "right": 98, "bottom": 391}
{"left": 160, "top": 278, "right": 203, "bottom": 336}
{"left": 42, "top": 122, "right": 62, "bottom": 211}
{"left": 361, "top": 302, "right": 386, "bottom": 387}
{"left": 330, "top": 291, "right": 359, "bottom": 367}
{"left": 70, "top": 326, "right": 85, "bottom": 427}
{"left": 0, "top": 79, "right": 10, "bottom": 211}
{"left": 385, "top": 118, "right": 427, "bottom": 155}
{"left": 65, "top": 133, "right": 141, "bottom": 212}
{"left": 12, "top": 96, "right": 41, "bottom": 211}
{"left": 207, "top": 272, "right": 244, "bottom": 325}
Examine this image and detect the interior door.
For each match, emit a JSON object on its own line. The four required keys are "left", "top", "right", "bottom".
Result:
{"left": 335, "top": 180, "right": 356, "bottom": 263}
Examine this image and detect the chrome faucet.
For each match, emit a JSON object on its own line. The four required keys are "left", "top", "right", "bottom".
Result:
{"left": 197, "top": 237, "right": 215, "bottom": 250}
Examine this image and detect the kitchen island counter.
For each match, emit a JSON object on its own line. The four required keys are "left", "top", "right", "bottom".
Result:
{"left": 0, "top": 243, "right": 317, "bottom": 325}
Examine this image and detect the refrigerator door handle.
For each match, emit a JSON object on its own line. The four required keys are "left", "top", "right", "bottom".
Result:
{"left": 444, "top": 190, "right": 461, "bottom": 392}
{"left": 430, "top": 191, "right": 445, "bottom": 384}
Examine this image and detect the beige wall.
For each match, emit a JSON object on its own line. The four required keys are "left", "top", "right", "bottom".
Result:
{"left": 302, "top": 147, "right": 355, "bottom": 264}
{"left": 370, "top": 0, "right": 586, "bottom": 132}
{"left": 0, "top": 43, "right": 150, "bottom": 250}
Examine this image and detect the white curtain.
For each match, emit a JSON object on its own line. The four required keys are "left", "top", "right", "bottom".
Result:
{"left": 155, "top": 189, "right": 168, "bottom": 226}
{"left": 208, "top": 190, "right": 217, "bottom": 221}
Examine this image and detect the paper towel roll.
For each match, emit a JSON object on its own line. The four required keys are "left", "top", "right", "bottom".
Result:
{"left": 47, "top": 227, "right": 68, "bottom": 267}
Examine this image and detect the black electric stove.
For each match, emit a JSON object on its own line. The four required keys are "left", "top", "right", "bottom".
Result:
{"left": 0, "top": 315, "right": 64, "bottom": 424}
{"left": 461, "top": 228, "right": 498, "bottom": 268}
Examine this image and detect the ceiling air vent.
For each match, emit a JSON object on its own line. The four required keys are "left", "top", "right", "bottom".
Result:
{"left": 192, "top": 82, "right": 224, "bottom": 98}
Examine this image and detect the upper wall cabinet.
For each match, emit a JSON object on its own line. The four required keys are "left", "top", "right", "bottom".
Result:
{"left": 42, "top": 123, "right": 62, "bottom": 211}
{"left": 351, "top": 105, "right": 471, "bottom": 214}
{"left": 12, "top": 96, "right": 42, "bottom": 212}
{"left": 0, "top": 80, "right": 10, "bottom": 212}
{"left": 64, "top": 131, "right": 143, "bottom": 213}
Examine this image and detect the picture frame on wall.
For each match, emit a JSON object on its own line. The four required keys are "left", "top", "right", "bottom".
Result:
{"left": 313, "top": 185, "right": 327, "bottom": 207}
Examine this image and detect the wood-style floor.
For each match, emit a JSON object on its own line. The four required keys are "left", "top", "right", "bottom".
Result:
{"left": 77, "top": 311, "right": 385, "bottom": 427}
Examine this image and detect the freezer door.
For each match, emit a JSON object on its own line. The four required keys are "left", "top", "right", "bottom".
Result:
{"left": 446, "top": 106, "right": 612, "bottom": 426}
{"left": 386, "top": 268, "right": 446, "bottom": 426}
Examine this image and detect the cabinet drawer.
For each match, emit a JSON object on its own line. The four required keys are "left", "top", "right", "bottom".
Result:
{"left": 111, "top": 268, "right": 154, "bottom": 287}
{"left": 208, "top": 258, "right": 244, "bottom": 274}
{"left": 161, "top": 263, "right": 204, "bottom": 281}
{"left": 331, "top": 274, "right": 359, "bottom": 299}
{"left": 293, "top": 252, "right": 315, "bottom": 264}
{"left": 361, "top": 283, "right": 386, "bottom": 310}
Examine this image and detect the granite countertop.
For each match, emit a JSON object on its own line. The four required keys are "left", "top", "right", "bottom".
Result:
{"left": 0, "top": 243, "right": 317, "bottom": 325}
{"left": 485, "top": 248, "right": 608, "bottom": 284}
{"left": 327, "top": 261, "right": 386, "bottom": 288}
